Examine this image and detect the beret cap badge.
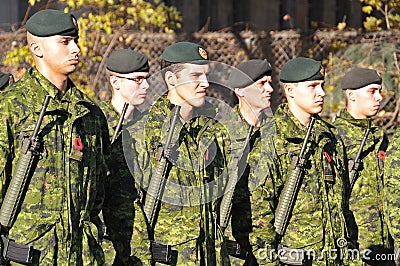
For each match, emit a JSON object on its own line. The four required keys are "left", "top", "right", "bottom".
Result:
{"left": 198, "top": 47, "right": 208, "bottom": 60}
{"left": 320, "top": 67, "right": 325, "bottom": 77}
{"left": 72, "top": 15, "right": 78, "bottom": 31}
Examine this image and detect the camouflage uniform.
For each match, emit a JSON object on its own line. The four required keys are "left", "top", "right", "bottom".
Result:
{"left": 0, "top": 68, "right": 108, "bottom": 264}
{"left": 249, "top": 103, "right": 346, "bottom": 265}
{"left": 333, "top": 109, "right": 391, "bottom": 265}
{"left": 383, "top": 130, "right": 400, "bottom": 263}
{"left": 225, "top": 105, "right": 274, "bottom": 265}
{"left": 99, "top": 101, "right": 152, "bottom": 265}
{"left": 142, "top": 95, "right": 230, "bottom": 265}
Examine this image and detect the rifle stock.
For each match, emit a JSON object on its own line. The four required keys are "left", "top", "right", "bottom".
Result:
{"left": 274, "top": 116, "right": 315, "bottom": 237}
{"left": 144, "top": 105, "right": 181, "bottom": 228}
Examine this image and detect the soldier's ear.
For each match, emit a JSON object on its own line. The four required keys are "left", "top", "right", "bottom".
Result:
{"left": 347, "top": 90, "right": 355, "bottom": 101}
{"left": 165, "top": 71, "right": 177, "bottom": 88}
{"left": 110, "top": 76, "right": 120, "bottom": 90}
{"left": 235, "top": 88, "right": 244, "bottom": 97}
{"left": 285, "top": 83, "right": 295, "bottom": 98}
{"left": 29, "top": 41, "right": 43, "bottom": 58}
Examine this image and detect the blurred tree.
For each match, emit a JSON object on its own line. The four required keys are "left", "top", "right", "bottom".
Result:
{"left": 360, "top": 0, "right": 400, "bottom": 31}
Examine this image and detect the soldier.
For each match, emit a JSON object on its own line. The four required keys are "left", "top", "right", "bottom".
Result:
{"left": 0, "top": 9, "right": 109, "bottom": 264}
{"left": 333, "top": 68, "right": 392, "bottom": 265}
{"left": 100, "top": 49, "right": 152, "bottom": 265}
{"left": 140, "top": 41, "right": 230, "bottom": 265}
{"left": 0, "top": 71, "right": 13, "bottom": 90}
{"left": 384, "top": 130, "right": 400, "bottom": 266}
{"left": 248, "top": 57, "right": 346, "bottom": 265}
{"left": 226, "top": 59, "right": 274, "bottom": 265}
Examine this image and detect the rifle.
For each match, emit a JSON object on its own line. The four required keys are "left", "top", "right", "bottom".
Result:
{"left": 349, "top": 128, "right": 370, "bottom": 187}
{"left": 274, "top": 116, "right": 315, "bottom": 238}
{"left": 0, "top": 95, "right": 51, "bottom": 264}
{"left": 220, "top": 125, "right": 254, "bottom": 231}
{"left": 111, "top": 102, "right": 129, "bottom": 144}
{"left": 395, "top": 244, "right": 400, "bottom": 266}
{"left": 143, "top": 105, "right": 181, "bottom": 228}
{"left": 219, "top": 125, "right": 253, "bottom": 260}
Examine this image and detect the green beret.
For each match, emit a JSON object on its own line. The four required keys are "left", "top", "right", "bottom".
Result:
{"left": 280, "top": 57, "right": 324, "bottom": 83}
{"left": 0, "top": 71, "right": 12, "bottom": 90}
{"left": 229, "top": 59, "right": 272, "bottom": 88}
{"left": 341, "top": 68, "right": 382, "bottom": 90}
{"left": 106, "top": 49, "right": 149, "bottom": 74}
{"left": 26, "top": 9, "right": 78, "bottom": 37}
{"left": 162, "top": 41, "right": 208, "bottom": 65}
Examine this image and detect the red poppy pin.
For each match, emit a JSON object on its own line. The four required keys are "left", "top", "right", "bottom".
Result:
{"left": 378, "top": 150, "right": 386, "bottom": 161}
{"left": 324, "top": 151, "right": 332, "bottom": 163}
{"left": 74, "top": 137, "right": 84, "bottom": 151}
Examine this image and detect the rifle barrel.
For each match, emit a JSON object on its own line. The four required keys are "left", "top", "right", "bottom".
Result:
{"left": 111, "top": 102, "right": 129, "bottom": 144}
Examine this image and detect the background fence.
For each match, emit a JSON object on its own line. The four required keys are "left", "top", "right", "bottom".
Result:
{"left": 1, "top": 28, "right": 399, "bottom": 130}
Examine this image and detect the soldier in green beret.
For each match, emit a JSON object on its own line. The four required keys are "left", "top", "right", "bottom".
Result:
{"left": 332, "top": 67, "right": 393, "bottom": 265}
{"left": 136, "top": 41, "right": 231, "bottom": 265}
{"left": 0, "top": 71, "right": 13, "bottom": 90}
{"left": 248, "top": 57, "right": 346, "bottom": 265}
{"left": 223, "top": 59, "right": 275, "bottom": 265}
{"left": 99, "top": 49, "right": 152, "bottom": 265}
{"left": 0, "top": 9, "right": 109, "bottom": 264}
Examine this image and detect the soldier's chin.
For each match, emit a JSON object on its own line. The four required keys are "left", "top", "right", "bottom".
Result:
{"left": 189, "top": 98, "right": 205, "bottom": 108}
{"left": 130, "top": 98, "right": 145, "bottom": 106}
{"left": 66, "top": 66, "right": 77, "bottom": 75}
{"left": 312, "top": 106, "right": 323, "bottom": 114}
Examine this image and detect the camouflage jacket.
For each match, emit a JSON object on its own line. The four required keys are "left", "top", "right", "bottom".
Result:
{"left": 228, "top": 106, "right": 274, "bottom": 244}
{"left": 333, "top": 110, "right": 390, "bottom": 258}
{"left": 0, "top": 68, "right": 109, "bottom": 265}
{"left": 99, "top": 101, "right": 152, "bottom": 265}
{"left": 249, "top": 103, "right": 346, "bottom": 265}
{"left": 383, "top": 130, "right": 400, "bottom": 252}
{"left": 142, "top": 95, "right": 231, "bottom": 265}
{"left": 228, "top": 105, "right": 276, "bottom": 264}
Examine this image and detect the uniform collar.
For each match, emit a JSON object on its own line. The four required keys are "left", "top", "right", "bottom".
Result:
{"left": 337, "top": 109, "right": 375, "bottom": 129}
{"left": 27, "top": 67, "right": 93, "bottom": 118}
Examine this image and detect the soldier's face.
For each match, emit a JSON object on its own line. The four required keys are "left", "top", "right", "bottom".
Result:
{"left": 347, "top": 84, "right": 382, "bottom": 118}
{"left": 170, "top": 63, "right": 209, "bottom": 108}
{"left": 288, "top": 80, "right": 325, "bottom": 115}
{"left": 113, "top": 72, "right": 150, "bottom": 106}
{"left": 40, "top": 35, "right": 80, "bottom": 76}
{"left": 241, "top": 75, "right": 274, "bottom": 110}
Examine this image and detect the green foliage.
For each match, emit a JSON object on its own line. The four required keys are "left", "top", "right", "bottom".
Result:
{"left": 3, "top": 0, "right": 182, "bottom": 101}
{"left": 3, "top": 46, "right": 33, "bottom": 68}
{"left": 360, "top": 0, "right": 400, "bottom": 30}
{"left": 363, "top": 16, "right": 383, "bottom": 31}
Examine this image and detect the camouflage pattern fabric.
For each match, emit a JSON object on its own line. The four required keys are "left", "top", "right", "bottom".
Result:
{"left": 333, "top": 109, "right": 391, "bottom": 266}
{"left": 99, "top": 101, "right": 152, "bottom": 265}
{"left": 141, "top": 94, "right": 231, "bottom": 265}
{"left": 249, "top": 103, "right": 346, "bottom": 265}
{"left": 383, "top": 129, "right": 400, "bottom": 263}
{"left": 0, "top": 68, "right": 109, "bottom": 265}
{"left": 224, "top": 105, "right": 275, "bottom": 265}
